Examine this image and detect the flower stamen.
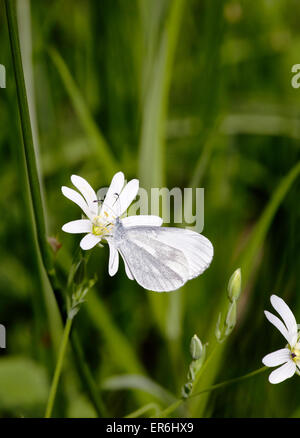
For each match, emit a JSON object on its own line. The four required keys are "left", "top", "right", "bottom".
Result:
{"left": 92, "top": 215, "right": 114, "bottom": 237}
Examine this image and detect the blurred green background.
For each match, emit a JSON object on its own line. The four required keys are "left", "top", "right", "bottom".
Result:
{"left": 0, "top": 0, "right": 300, "bottom": 418}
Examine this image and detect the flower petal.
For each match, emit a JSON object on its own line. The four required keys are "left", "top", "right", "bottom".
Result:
{"left": 61, "top": 186, "right": 93, "bottom": 220}
{"left": 270, "top": 295, "right": 298, "bottom": 345}
{"left": 264, "top": 310, "right": 290, "bottom": 344}
{"left": 107, "top": 241, "right": 119, "bottom": 276}
{"left": 268, "top": 360, "right": 296, "bottom": 384}
{"left": 118, "top": 252, "right": 134, "bottom": 280}
{"left": 71, "top": 175, "right": 98, "bottom": 214}
{"left": 118, "top": 179, "right": 139, "bottom": 216}
{"left": 262, "top": 348, "right": 291, "bottom": 367}
{"left": 80, "top": 233, "right": 101, "bottom": 250}
{"left": 121, "top": 215, "right": 163, "bottom": 227}
{"left": 100, "top": 172, "right": 125, "bottom": 217}
{"left": 62, "top": 219, "right": 92, "bottom": 234}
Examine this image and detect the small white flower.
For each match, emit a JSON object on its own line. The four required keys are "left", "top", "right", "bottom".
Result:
{"left": 62, "top": 171, "right": 213, "bottom": 292}
{"left": 262, "top": 294, "right": 300, "bottom": 384}
{"left": 61, "top": 171, "right": 162, "bottom": 277}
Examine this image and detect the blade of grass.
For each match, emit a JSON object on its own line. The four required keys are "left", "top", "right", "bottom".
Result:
{"left": 101, "top": 374, "right": 177, "bottom": 406}
{"left": 48, "top": 47, "right": 119, "bottom": 178}
{"left": 9, "top": 111, "right": 62, "bottom": 362}
{"left": 86, "top": 290, "right": 145, "bottom": 375}
{"left": 86, "top": 290, "right": 162, "bottom": 407}
{"left": 14, "top": 0, "right": 64, "bottom": 357}
{"left": 239, "top": 161, "right": 300, "bottom": 284}
{"left": 5, "top": 0, "right": 106, "bottom": 417}
{"left": 138, "top": 0, "right": 184, "bottom": 348}
{"left": 16, "top": 0, "right": 41, "bottom": 182}
{"left": 5, "top": 0, "right": 55, "bottom": 283}
{"left": 138, "top": 0, "right": 184, "bottom": 189}
{"left": 187, "top": 0, "right": 225, "bottom": 191}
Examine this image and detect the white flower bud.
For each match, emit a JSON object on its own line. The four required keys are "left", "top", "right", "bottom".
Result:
{"left": 181, "top": 382, "right": 193, "bottom": 398}
{"left": 225, "top": 301, "right": 237, "bottom": 335}
{"left": 227, "top": 268, "right": 242, "bottom": 302}
{"left": 190, "top": 334, "right": 203, "bottom": 360}
{"left": 215, "top": 313, "right": 224, "bottom": 341}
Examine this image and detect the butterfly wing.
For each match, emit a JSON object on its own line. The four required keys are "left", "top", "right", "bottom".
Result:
{"left": 147, "top": 227, "right": 214, "bottom": 279}
{"left": 114, "top": 224, "right": 213, "bottom": 291}
{"left": 115, "top": 227, "right": 190, "bottom": 292}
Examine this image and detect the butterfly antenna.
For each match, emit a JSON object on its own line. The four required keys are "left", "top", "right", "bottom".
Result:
{"left": 112, "top": 193, "right": 122, "bottom": 217}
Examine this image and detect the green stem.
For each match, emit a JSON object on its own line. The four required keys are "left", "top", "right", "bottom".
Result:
{"left": 157, "top": 366, "right": 267, "bottom": 418}
{"left": 125, "top": 403, "right": 160, "bottom": 419}
{"left": 190, "top": 366, "right": 267, "bottom": 399}
{"left": 70, "top": 331, "right": 108, "bottom": 417}
{"left": 157, "top": 400, "right": 182, "bottom": 418}
{"left": 45, "top": 317, "right": 73, "bottom": 418}
{"left": 5, "top": 0, "right": 106, "bottom": 417}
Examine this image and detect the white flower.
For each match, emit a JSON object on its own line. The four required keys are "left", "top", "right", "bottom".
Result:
{"left": 262, "top": 294, "right": 300, "bottom": 384}
{"left": 61, "top": 171, "right": 162, "bottom": 277}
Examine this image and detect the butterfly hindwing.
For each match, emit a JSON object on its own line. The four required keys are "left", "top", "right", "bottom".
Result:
{"left": 147, "top": 227, "right": 214, "bottom": 279}
{"left": 116, "top": 227, "right": 190, "bottom": 292}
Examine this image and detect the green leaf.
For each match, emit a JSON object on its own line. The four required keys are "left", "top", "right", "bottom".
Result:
{"left": 0, "top": 357, "right": 49, "bottom": 411}
{"left": 67, "top": 394, "right": 97, "bottom": 418}
{"left": 101, "top": 374, "right": 177, "bottom": 406}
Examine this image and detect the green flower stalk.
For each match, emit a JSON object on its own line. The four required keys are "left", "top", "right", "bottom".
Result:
{"left": 215, "top": 313, "right": 223, "bottom": 342}
{"left": 45, "top": 316, "right": 73, "bottom": 418}
{"left": 45, "top": 253, "right": 96, "bottom": 418}
{"left": 215, "top": 268, "right": 242, "bottom": 343}
{"left": 182, "top": 334, "right": 207, "bottom": 398}
{"left": 225, "top": 301, "right": 237, "bottom": 336}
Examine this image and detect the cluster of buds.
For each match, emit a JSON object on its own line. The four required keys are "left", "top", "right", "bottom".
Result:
{"left": 67, "top": 251, "right": 97, "bottom": 320}
{"left": 181, "top": 334, "right": 207, "bottom": 398}
{"left": 215, "top": 268, "right": 242, "bottom": 342}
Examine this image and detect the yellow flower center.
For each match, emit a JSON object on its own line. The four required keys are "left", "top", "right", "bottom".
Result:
{"left": 291, "top": 348, "right": 300, "bottom": 363}
{"left": 92, "top": 214, "right": 114, "bottom": 237}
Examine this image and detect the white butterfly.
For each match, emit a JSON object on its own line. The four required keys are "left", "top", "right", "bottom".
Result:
{"left": 62, "top": 172, "right": 213, "bottom": 292}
